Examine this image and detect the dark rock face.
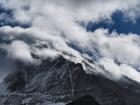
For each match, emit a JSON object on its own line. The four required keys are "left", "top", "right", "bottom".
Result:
{"left": 4, "top": 71, "right": 26, "bottom": 91}
{"left": 0, "top": 56, "right": 140, "bottom": 105}
{"left": 66, "top": 95, "right": 100, "bottom": 105}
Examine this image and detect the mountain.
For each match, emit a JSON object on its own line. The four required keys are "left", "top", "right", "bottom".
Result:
{"left": 0, "top": 56, "right": 140, "bottom": 105}
{"left": 66, "top": 95, "right": 100, "bottom": 105}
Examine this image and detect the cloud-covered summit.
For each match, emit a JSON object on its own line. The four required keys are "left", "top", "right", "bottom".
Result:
{"left": 0, "top": 0, "right": 140, "bottom": 82}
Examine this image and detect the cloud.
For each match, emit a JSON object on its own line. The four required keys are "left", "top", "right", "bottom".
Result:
{"left": 99, "top": 57, "right": 122, "bottom": 79}
{"left": 0, "top": 0, "right": 140, "bottom": 83}
{"left": 1, "top": 0, "right": 140, "bottom": 23}
{"left": 34, "top": 48, "right": 60, "bottom": 60}
{"left": 0, "top": 26, "right": 83, "bottom": 64}
{"left": 92, "top": 29, "right": 140, "bottom": 66}
{"left": 99, "top": 57, "right": 140, "bottom": 82}
{"left": 120, "top": 64, "right": 140, "bottom": 82}
{"left": 1, "top": 26, "right": 140, "bottom": 82}
{"left": 6, "top": 40, "right": 35, "bottom": 63}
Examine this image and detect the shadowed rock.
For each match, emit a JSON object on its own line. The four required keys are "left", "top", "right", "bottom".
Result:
{"left": 1, "top": 56, "right": 140, "bottom": 105}
{"left": 67, "top": 95, "right": 100, "bottom": 105}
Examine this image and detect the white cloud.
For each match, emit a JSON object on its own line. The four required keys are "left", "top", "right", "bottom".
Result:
{"left": 6, "top": 40, "right": 35, "bottom": 64}
{"left": 0, "top": 0, "right": 140, "bottom": 82}
{"left": 92, "top": 29, "right": 140, "bottom": 66}
{"left": 99, "top": 57, "right": 122, "bottom": 79}
{"left": 99, "top": 57, "right": 140, "bottom": 82}
{"left": 1, "top": 0, "right": 140, "bottom": 22}
{"left": 35, "top": 48, "right": 60, "bottom": 60}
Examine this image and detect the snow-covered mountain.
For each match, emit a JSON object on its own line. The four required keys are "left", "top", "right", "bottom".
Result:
{"left": 1, "top": 0, "right": 140, "bottom": 105}
{"left": 0, "top": 55, "right": 140, "bottom": 105}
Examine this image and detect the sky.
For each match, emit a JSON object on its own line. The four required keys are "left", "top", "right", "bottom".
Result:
{"left": 0, "top": 0, "right": 140, "bottom": 82}
{"left": 86, "top": 10, "right": 140, "bottom": 34}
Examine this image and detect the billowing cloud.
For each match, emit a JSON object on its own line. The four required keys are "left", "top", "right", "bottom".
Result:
{"left": 0, "top": 0, "right": 140, "bottom": 83}
{"left": 100, "top": 57, "right": 140, "bottom": 82}
{"left": 92, "top": 29, "right": 140, "bottom": 66}
{"left": 7, "top": 40, "right": 34, "bottom": 63}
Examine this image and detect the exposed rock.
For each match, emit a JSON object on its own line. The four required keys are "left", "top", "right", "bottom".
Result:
{"left": 21, "top": 97, "right": 32, "bottom": 104}
{"left": 67, "top": 95, "right": 100, "bottom": 105}
{"left": 0, "top": 56, "right": 140, "bottom": 105}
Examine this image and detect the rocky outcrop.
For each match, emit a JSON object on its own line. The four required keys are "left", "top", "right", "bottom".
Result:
{"left": 0, "top": 56, "right": 140, "bottom": 105}
{"left": 67, "top": 95, "right": 100, "bottom": 105}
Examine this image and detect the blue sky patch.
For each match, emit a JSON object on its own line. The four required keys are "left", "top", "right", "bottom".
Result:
{"left": 0, "top": 4, "right": 30, "bottom": 28}
{"left": 86, "top": 11, "right": 140, "bottom": 35}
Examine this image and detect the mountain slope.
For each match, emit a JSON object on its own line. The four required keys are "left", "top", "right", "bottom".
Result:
{"left": 0, "top": 56, "right": 140, "bottom": 105}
